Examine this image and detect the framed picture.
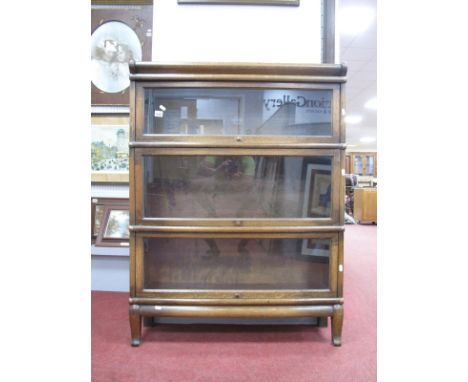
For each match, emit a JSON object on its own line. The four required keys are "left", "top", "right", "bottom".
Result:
{"left": 301, "top": 238, "right": 330, "bottom": 258}
{"left": 91, "top": 1, "right": 153, "bottom": 105}
{"left": 302, "top": 163, "right": 332, "bottom": 218}
{"left": 178, "top": 0, "right": 299, "bottom": 5}
{"left": 91, "top": 114, "right": 129, "bottom": 183}
{"left": 92, "top": 197, "right": 129, "bottom": 246}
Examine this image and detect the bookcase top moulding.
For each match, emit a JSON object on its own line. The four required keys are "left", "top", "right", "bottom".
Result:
{"left": 128, "top": 61, "right": 348, "bottom": 83}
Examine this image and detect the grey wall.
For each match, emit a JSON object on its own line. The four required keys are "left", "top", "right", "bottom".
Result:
{"left": 91, "top": 183, "right": 130, "bottom": 292}
{"left": 91, "top": 246, "right": 129, "bottom": 292}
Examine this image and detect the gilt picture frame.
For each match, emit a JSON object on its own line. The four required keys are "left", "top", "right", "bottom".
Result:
{"left": 91, "top": 114, "right": 130, "bottom": 183}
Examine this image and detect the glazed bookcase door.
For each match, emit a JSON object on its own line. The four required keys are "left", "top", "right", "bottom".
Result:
{"left": 365, "top": 154, "right": 376, "bottom": 177}
{"left": 134, "top": 82, "right": 343, "bottom": 146}
{"left": 351, "top": 153, "right": 377, "bottom": 177}
{"left": 134, "top": 232, "right": 340, "bottom": 300}
{"left": 133, "top": 148, "right": 343, "bottom": 227}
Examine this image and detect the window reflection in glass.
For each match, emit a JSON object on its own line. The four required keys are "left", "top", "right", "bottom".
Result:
{"left": 144, "top": 88, "right": 333, "bottom": 136}
{"left": 143, "top": 155, "right": 333, "bottom": 219}
{"left": 143, "top": 237, "right": 330, "bottom": 290}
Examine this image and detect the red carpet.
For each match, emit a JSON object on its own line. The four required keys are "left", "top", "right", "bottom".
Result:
{"left": 92, "top": 224, "right": 376, "bottom": 382}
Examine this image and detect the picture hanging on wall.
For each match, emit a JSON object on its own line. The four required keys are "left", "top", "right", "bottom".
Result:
{"left": 91, "top": 114, "right": 130, "bottom": 182}
{"left": 92, "top": 197, "right": 130, "bottom": 247}
{"left": 91, "top": 198, "right": 129, "bottom": 246}
{"left": 91, "top": 1, "right": 153, "bottom": 105}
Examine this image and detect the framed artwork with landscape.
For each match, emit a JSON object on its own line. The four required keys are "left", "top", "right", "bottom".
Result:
{"left": 92, "top": 197, "right": 129, "bottom": 247}
{"left": 91, "top": 115, "right": 129, "bottom": 183}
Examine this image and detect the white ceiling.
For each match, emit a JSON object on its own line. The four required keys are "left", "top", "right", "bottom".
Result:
{"left": 337, "top": 0, "right": 377, "bottom": 151}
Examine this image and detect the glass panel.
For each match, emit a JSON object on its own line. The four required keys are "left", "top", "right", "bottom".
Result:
{"left": 143, "top": 237, "right": 330, "bottom": 290}
{"left": 144, "top": 88, "right": 333, "bottom": 136}
{"left": 104, "top": 209, "right": 130, "bottom": 238}
{"left": 143, "top": 155, "right": 333, "bottom": 219}
{"left": 353, "top": 155, "right": 363, "bottom": 175}
{"left": 366, "top": 155, "right": 374, "bottom": 175}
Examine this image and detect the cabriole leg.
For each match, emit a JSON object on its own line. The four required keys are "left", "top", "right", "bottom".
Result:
{"left": 129, "top": 304, "right": 142, "bottom": 347}
{"left": 331, "top": 304, "right": 343, "bottom": 346}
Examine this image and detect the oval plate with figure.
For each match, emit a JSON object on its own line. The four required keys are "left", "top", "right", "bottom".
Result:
{"left": 91, "top": 21, "right": 142, "bottom": 94}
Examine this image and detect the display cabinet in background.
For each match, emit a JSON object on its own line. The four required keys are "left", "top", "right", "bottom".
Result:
{"left": 353, "top": 188, "right": 377, "bottom": 224}
{"left": 128, "top": 62, "right": 347, "bottom": 346}
{"left": 346, "top": 152, "right": 377, "bottom": 177}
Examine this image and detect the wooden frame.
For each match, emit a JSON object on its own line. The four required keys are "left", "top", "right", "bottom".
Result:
{"left": 91, "top": 199, "right": 105, "bottom": 244}
{"left": 92, "top": 197, "right": 129, "bottom": 246}
{"left": 178, "top": 0, "right": 299, "bottom": 5}
{"left": 91, "top": 2, "right": 153, "bottom": 105}
{"left": 128, "top": 62, "right": 346, "bottom": 347}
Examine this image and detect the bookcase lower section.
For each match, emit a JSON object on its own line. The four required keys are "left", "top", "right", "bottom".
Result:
{"left": 129, "top": 302, "right": 343, "bottom": 347}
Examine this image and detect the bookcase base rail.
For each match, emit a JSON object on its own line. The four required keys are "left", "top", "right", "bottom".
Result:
{"left": 129, "top": 303, "right": 343, "bottom": 347}
{"left": 129, "top": 297, "right": 344, "bottom": 306}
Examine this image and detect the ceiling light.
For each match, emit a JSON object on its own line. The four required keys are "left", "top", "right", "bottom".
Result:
{"left": 365, "top": 98, "right": 377, "bottom": 110}
{"left": 360, "top": 137, "right": 376, "bottom": 143}
{"left": 345, "top": 115, "right": 363, "bottom": 124}
{"left": 339, "top": 7, "right": 375, "bottom": 35}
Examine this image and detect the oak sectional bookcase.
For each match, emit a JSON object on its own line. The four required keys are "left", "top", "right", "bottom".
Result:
{"left": 128, "top": 62, "right": 347, "bottom": 346}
